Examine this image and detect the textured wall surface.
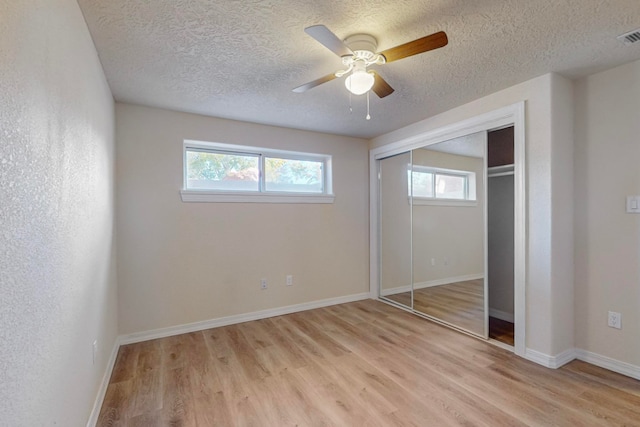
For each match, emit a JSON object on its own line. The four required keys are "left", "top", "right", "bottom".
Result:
{"left": 115, "top": 103, "right": 369, "bottom": 334}
{"left": 76, "top": 0, "right": 640, "bottom": 138}
{"left": 0, "top": 1, "right": 117, "bottom": 425}
{"left": 574, "top": 59, "right": 640, "bottom": 367}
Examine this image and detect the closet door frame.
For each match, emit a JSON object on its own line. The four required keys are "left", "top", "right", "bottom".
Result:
{"left": 369, "top": 102, "right": 526, "bottom": 358}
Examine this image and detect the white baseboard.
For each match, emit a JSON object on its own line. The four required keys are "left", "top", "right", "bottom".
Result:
{"left": 380, "top": 273, "right": 484, "bottom": 297}
{"left": 119, "top": 292, "right": 371, "bottom": 345}
{"left": 489, "top": 308, "right": 514, "bottom": 323}
{"left": 575, "top": 349, "right": 640, "bottom": 380}
{"left": 524, "top": 347, "right": 640, "bottom": 379}
{"left": 525, "top": 348, "right": 576, "bottom": 369}
{"left": 86, "top": 336, "right": 121, "bottom": 427}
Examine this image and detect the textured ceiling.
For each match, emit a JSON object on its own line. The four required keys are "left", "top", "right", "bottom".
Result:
{"left": 77, "top": 0, "right": 640, "bottom": 138}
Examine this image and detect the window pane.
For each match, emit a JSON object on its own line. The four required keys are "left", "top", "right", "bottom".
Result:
{"left": 410, "top": 170, "right": 434, "bottom": 198}
{"left": 186, "top": 150, "right": 259, "bottom": 191}
{"left": 435, "top": 174, "right": 465, "bottom": 199}
{"left": 264, "top": 157, "right": 323, "bottom": 193}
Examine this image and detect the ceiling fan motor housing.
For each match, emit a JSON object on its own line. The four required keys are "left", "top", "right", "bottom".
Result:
{"left": 343, "top": 34, "right": 383, "bottom": 64}
{"left": 344, "top": 34, "right": 377, "bottom": 54}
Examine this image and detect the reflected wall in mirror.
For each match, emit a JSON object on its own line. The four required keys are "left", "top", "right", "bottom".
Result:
{"left": 379, "top": 152, "right": 412, "bottom": 308}
{"left": 411, "top": 132, "right": 486, "bottom": 336}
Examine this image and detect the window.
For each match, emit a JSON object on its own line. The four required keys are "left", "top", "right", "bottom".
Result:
{"left": 186, "top": 149, "right": 260, "bottom": 192}
{"left": 264, "top": 157, "right": 324, "bottom": 193}
{"left": 181, "top": 140, "right": 333, "bottom": 203}
{"left": 409, "top": 165, "right": 476, "bottom": 205}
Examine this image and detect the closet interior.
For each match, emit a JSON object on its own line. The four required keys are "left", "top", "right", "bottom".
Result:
{"left": 487, "top": 126, "right": 515, "bottom": 346}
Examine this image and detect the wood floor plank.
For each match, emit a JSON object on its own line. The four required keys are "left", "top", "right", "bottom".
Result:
{"left": 96, "top": 300, "right": 640, "bottom": 426}
{"left": 161, "top": 367, "right": 197, "bottom": 426}
{"left": 192, "top": 392, "right": 233, "bottom": 426}
{"left": 489, "top": 316, "right": 515, "bottom": 346}
{"left": 96, "top": 381, "right": 132, "bottom": 426}
{"left": 129, "top": 370, "right": 162, "bottom": 418}
{"left": 236, "top": 319, "right": 274, "bottom": 350}
{"left": 202, "top": 329, "right": 252, "bottom": 401}
{"left": 286, "top": 312, "right": 351, "bottom": 357}
{"left": 109, "top": 344, "right": 139, "bottom": 383}
{"left": 488, "top": 361, "right": 633, "bottom": 425}
{"left": 252, "top": 318, "right": 309, "bottom": 369}
{"left": 224, "top": 325, "right": 271, "bottom": 382}
{"left": 187, "top": 343, "right": 223, "bottom": 400}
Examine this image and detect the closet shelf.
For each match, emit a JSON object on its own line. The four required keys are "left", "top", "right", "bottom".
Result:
{"left": 488, "top": 164, "right": 514, "bottom": 177}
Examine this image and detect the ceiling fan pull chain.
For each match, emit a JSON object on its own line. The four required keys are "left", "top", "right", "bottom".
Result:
{"left": 349, "top": 89, "right": 353, "bottom": 113}
{"left": 366, "top": 91, "right": 371, "bottom": 120}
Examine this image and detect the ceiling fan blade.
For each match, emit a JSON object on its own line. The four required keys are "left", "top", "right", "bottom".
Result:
{"left": 379, "top": 31, "right": 448, "bottom": 63}
{"left": 292, "top": 73, "right": 338, "bottom": 93}
{"left": 370, "top": 71, "right": 395, "bottom": 98}
{"left": 304, "top": 25, "right": 353, "bottom": 57}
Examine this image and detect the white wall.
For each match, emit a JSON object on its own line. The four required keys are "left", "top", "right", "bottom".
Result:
{"left": 574, "top": 59, "right": 640, "bottom": 367}
{"left": 0, "top": 1, "right": 117, "bottom": 425}
{"left": 371, "top": 73, "right": 575, "bottom": 357}
{"left": 488, "top": 175, "right": 515, "bottom": 317}
{"left": 115, "top": 103, "right": 369, "bottom": 334}
{"left": 550, "top": 73, "right": 575, "bottom": 354}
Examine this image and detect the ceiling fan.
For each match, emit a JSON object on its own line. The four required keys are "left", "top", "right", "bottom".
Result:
{"left": 293, "top": 25, "right": 448, "bottom": 99}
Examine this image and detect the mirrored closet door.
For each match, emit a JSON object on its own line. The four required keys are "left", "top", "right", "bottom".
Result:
{"left": 410, "top": 132, "right": 487, "bottom": 337}
{"left": 379, "top": 151, "right": 413, "bottom": 309}
{"left": 378, "top": 131, "right": 489, "bottom": 338}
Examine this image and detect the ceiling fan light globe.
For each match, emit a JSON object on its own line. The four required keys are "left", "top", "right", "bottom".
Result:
{"left": 345, "top": 71, "right": 375, "bottom": 95}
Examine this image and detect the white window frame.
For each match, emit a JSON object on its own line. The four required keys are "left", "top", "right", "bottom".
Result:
{"left": 409, "top": 165, "right": 477, "bottom": 207}
{"left": 180, "top": 140, "right": 334, "bottom": 203}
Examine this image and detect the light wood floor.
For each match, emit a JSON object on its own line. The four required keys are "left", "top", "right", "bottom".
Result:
{"left": 98, "top": 300, "right": 640, "bottom": 426}
{"left": 489, "top": 316, "right": 515, "bottom": 346}
{"left": 384, "top": 279, "right": 485, "bottom": 335}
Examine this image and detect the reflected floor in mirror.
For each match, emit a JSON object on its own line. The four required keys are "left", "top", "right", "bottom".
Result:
{"left": 385, "top": 279, "right": 484, "bottom": 335}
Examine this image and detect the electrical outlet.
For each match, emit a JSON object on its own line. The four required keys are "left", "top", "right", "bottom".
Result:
{"left": 607, "top": 311, "right": 622, "bottom": 329}
{"left": 260, "top": 278, "right": 268, "bottom": 290}
{"left": 430, "top": 258, "right": 436, "bottom": 266}
{"left": 92, "top": 340, "right": 98, "bottom": 365}
{"left": 286, "top": 275, "right": 293, "bottom": 286}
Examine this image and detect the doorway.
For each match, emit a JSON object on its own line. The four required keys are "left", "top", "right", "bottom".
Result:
{"left": 487, "top": 126, "right": 515, "bottom": 347}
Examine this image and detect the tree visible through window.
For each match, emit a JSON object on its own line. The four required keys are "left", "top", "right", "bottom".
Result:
{"left": 186, "top": 150, "right": 259, "bottom": 191}
{"left": 265, "top": 157, "right": 323, "bottom": 193}
{"left": 184, "top": 143, "right": 330, "bottom": 195}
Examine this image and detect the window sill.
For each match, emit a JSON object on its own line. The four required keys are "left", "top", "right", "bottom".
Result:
{"left": 410, "top": 197, "right": 478, "bottom": 207}
{"left": 180, "top": 190, "right": 335, "bottom": 204}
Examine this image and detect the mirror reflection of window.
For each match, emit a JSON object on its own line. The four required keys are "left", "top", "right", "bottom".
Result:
{"left": 408, "top": 166, "right": 475, "bottom": 201}
{"left": 411, "top": 170, "right": 434, "bottom": 198}
{"left": 436, "top": 174, "right": 465, "bottom": 199}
